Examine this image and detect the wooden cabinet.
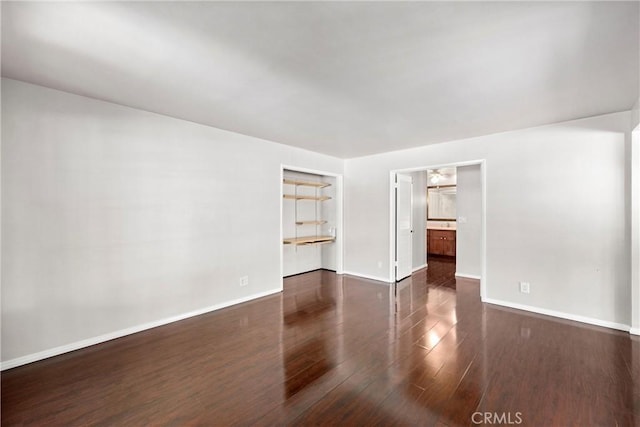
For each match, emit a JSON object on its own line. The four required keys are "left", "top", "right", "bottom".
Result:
{"left": 427, "top": 229, "right": 456, "bottom": 257}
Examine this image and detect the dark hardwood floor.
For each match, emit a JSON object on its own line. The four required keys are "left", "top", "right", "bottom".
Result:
{"left": 2, "top": 259, "right": 639, "bottom": 426}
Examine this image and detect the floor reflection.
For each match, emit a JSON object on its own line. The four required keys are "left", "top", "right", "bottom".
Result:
{"left": 281, "top": 259, "right": 484, "bottom": 425}
{"left": 279, "top": 258, "right": 638, "bottom": 426}
{"left": 282, "top": 270, "right": 339, "bottom": 398}
{"left": 4, "top": 261, "right": 636, "bottom": 425}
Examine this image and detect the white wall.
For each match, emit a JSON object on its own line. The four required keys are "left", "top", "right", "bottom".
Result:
{"left": 631, "top": 97, "right": 639, "bottom": 130}
{"left": 455, "top": 165, "right": 481, "bottom": 278}
{"left": 411, "top": 171, "right": 427, "bottom": 270}
{"left": 345, "top": 111, "right": 631, "bottom": 329}
{"left": 1, "top": 79, "right": 343, "bottom": 366}
{"left": 320, "top": 176, "right": 338, "bottom": 271}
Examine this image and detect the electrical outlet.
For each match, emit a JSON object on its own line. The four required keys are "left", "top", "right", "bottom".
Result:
{"left": 240, "top": 276, "right": 249, "bottom": 287}
{"left": 519, "top": 282, "right": 530, "bottom": 294}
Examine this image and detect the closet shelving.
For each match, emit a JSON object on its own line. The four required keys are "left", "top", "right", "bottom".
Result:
{"left": 283, "top": 194, "right": 331, "bottom": 201}
{"left": 283, "top": 178, "right": 334, "bottom": 246}
{"left": 283, "top": 236, "right": 334, "bottom": 245}
{"left": 283, "top": 179, "right": 330, "bottom": 188}
{"left": 295, "top": 220, "right": 327, "bottom": 225}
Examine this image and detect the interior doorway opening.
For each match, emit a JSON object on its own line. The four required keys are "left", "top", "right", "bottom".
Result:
{"left": 426, "top": 168, "right": 458, "bottom": 274}
{"left": 390, "top": 160, "right": 487, "bottom": 299}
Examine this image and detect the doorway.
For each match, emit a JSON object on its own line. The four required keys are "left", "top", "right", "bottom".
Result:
{"left": 390, "top": 160, "right": 487, "bottom": 299}
{"left": 426, "top": 168, "right": 458, "bottom": 263}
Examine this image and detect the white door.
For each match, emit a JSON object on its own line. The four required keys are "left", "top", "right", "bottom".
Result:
{"left": 395, "top": 174, "right": 413, "bottom": 281}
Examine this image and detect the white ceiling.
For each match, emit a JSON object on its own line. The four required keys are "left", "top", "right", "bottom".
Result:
{"left": 2, "top": 2, "right": 638, "bottom": 158}
{"left": 428, "top": 167, "right": 456, "bottom": 177}
{"left": 428, "top": 167, "right": 456, "bottom": 186}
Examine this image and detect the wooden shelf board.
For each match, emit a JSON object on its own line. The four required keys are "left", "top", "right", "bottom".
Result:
{"left": 283, "top": 195, "right": 331, "bottom": 201}
{"left": 296, "top": 220, "right": 328, "bottom": 225}
{"left": 301, "top": 240, "right": 334, "bottom": 246}
{"left": 283, "top": 179, "right": 330, "bottom": 188}
{"left": 283, "top": 235, "right": 335, "bottom": 245}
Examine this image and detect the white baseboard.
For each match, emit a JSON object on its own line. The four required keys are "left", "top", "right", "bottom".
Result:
{"left": 342, "top": 270, "right": 392, "bottom": 284}
{"left": 483, "top": 297, "right": 631, "bottom": 333}
{"left": 412, "top": 263, "right": 428, "bottom": 273}
{"left": 1, "top": 288, "right": 282, "bottom": 371}
{"left": 630, "top": 327, "right": 640, "bottom": 336}
{"left": 455, "top": 272, "right": 481, "bottom": 280}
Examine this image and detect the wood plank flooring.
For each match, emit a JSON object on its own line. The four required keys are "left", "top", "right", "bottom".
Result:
{"left": 2, "top": 258, "right": 639, "bottom": 426}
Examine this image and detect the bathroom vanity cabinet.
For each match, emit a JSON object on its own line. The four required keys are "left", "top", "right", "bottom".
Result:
{"left": 427, "top": 229, "right": 456, "bottom": 257}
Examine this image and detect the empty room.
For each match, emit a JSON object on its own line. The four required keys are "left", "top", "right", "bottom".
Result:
{"left": 2, "top": 1, "right": 639, "bottom": 426}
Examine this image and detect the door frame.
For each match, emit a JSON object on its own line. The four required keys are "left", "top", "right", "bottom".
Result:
{"left": 631, "top": 125, "right": 640, "bottom": 335}
{"left": 389, "top": 159, "right": 487, "bottom": 300}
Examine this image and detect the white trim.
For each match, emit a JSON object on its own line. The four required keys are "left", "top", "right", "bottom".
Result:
{"left": 483, "top": 297, "right": 631, "bottom": 333}
{"left": 480, "top": 159, "right": 487, "bottom": 300}
{"left": 1, "top": 288, "right": 281, "bottom": 371}
{"left": 281, "top": 165, "right": 342, "bottom": 178}
{"left": 630, "top": 327, "right": 640, "bottom": 336}
{"left": 630, "top": 128, "right": 640, "bottom": 338}
{"left": 455, "top": 272, "right": 481, "bottom": 280}
{"left": 412, "top": 263, "right": 428, "bottom": 273}
{"left": 342, "top": 270, "right": 392, "bottom": 284}
{"left": 388, "top": 159, "right": 489, "bottom": 175}
{"left": 388, "top": 171, "right": 396, "bottom": 282}
{"left": 279, "top": 166, "right": 285, "bottom": 290}
{"left": 283, "top": 267, "right": 335, "bottom": 278}
{"left": 335, "top": 174, "right": 344, "bottom": 274}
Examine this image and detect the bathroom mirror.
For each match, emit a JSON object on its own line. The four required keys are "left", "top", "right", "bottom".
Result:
{"left": 427, "top": 186, "right": 457, "bottom": 220}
